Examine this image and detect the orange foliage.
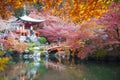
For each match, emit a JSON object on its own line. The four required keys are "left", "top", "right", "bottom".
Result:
{"left": 0, "top": 0, "right": 116, "bottom": 23}
{"left": 40, "top": 0, "right": 112, "bottom": 24}
{"left": 3, "top": 37, "right": 28, "bottom": 53}
{"left": 0, "top": 0, "right": 37, "bottom": 19}
{"left": 64, "top": 20, "right": 106, "bottom": 58}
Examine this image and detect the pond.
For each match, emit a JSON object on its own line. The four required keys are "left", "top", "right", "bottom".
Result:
{"left": 0, "top": 52, "right": 120, "bottom": 80}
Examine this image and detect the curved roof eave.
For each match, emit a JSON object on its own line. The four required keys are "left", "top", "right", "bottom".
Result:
{"left": 20, "top": 15, "right": 45, "bottom": 22}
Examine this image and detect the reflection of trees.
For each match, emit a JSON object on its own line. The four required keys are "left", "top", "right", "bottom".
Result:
{"left": 3, "top": 61, "right": 29, "bottom": 80}
{"left": 67, "top": 63, "right": 87, "bottom": 79}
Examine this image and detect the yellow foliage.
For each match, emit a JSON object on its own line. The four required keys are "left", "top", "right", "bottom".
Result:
{"left": 0, "top": 51, "right": 3, "bottom": 56}
{"left": 0, "top": 55, "right": 9, "bottom": 71}
{"left": 0, "top": 0, "right": 115, "bottom": 23}
{"left": 0, "top": 0, "right": 37, "bottom": 19}
{"left": 0, "top": 77, "right": 8, "bottom": 80}
{"left": 40, "top": 0, "right": 112, "bottom": 24}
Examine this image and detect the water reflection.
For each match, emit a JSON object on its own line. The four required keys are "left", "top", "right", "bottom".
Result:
{"left": 1, "top": 61, "right": 29, "bottom": 80}
{"left": 44, "top": 54, "right": 120, "bottom": 80}
{"left": 0, "top": 49, "right": 41, "bottom": 80}
{"left": 0, "top": 51, "right": 120, "bottom": 80}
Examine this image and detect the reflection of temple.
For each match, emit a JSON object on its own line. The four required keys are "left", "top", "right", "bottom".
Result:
{"left": 15, "top": 15, "right": 45, "bottom": 37}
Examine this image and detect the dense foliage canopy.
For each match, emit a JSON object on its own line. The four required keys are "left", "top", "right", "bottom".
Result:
{"left": 0, "top": 0, "right": 119, "bottom": 24}
{"left": 0, "top": 0, "right": 120, "bottom": 59}
{"left": 32, "top": 4, "right": 120, "bottom": 59}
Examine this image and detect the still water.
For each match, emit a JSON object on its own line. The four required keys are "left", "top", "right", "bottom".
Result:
{"left": 0, "top": 55, "right": 120, "bottom": 80}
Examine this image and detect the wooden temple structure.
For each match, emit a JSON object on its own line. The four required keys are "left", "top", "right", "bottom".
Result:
{"left": 14, "top": 15, "right": 45, "bottom": 37}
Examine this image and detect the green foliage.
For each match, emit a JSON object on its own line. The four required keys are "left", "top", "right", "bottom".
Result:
{"left": 29, "top": 47, "right": 34, "bottom": 51}
{"left": 38, "top": 62, "right": 48, "bottom": 75}
{"left": 28, "top": 43, "right": 37, "bottom": 47}
{"left": 113, "top": 0, "right": 120, "bottom": 3}
{"left": 28, "top": 43, "right": 36, "bottom": 51}
{"left": 39, "top": 46, "right": 46, "bottom": 54}
{"left": 30, "top": 1, "right": 43, "bottom": 11}
{"left": 13, "top": 7, "right": 24, "bottom": 18}
{"left": 93, "top": 49, "right": 108, "bottom": 57}
{"left": 34, "top": 62, "right": 48, "bottom": 80}
{"left": 40, "top": 46, "right": 45, "bottom": 51}
{"left": 38, "top": 37, "right": 47, "bottom": 44}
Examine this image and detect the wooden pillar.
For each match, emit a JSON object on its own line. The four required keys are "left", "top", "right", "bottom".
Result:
{"left": 22, "top": 25, "right": 25, "bottom": 31}
{"left": 30, "top": 26, "right": 33, "bottom": 30}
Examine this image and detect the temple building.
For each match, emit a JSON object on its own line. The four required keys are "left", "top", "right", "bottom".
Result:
{"left": 14, "top": 15, "right": 45, "bottom": 37}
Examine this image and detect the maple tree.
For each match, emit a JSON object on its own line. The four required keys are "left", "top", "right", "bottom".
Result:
{"left": 0, "top": 0, "right": 37, "bottom": 19}
{"left": 0, "top": 18, "right": 16, "bottom": 31}
{"left": 28, "top": 9, "right": 72, "bottom": 42}
{"left": 98, "top": 4, "right": 120, "bottom": 43}
{"left": 66, "top": 4, "right": 120, "bottom": 59}
{"left": 58, "top": 4, "right": 120, "bottom": 59}
{"left": 64, "top": 20, "right": 106, "bottom": 59}
{"left": 3, "top": 37, "right": 28, "bottom": 53}
{"left": 0, "top": 0, "right": 118, "bottom": 24}
{"left": 40, "top": 21, "right": 76, "bottom": 42}
{"left": 95, "top": 4, "right": 120, "bottom": 55}
{"left": 28, "top": 8, "right": 117, "bottom": 59}
{"left": 0, "top": 0, "right": 120, "bottom": 60}
{"left": 40, "top": 0, "right": 113, "bottom": 24}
